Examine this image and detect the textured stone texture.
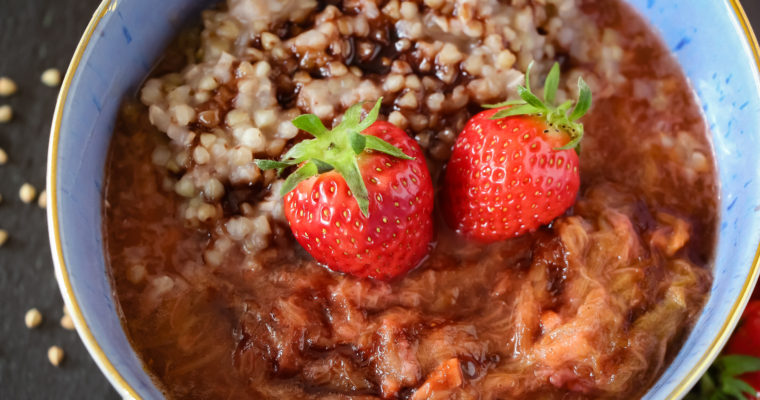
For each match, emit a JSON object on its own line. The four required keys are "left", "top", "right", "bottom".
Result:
{"left": 0, "top": 0, "right": 118, "bottom": 398}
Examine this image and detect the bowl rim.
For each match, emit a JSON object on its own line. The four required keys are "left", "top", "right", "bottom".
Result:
{"left": 46, "top": 0, "right": 760, "bottom": 399}
{"left": 45, "top": 0, "right": 140, "bottom": 398}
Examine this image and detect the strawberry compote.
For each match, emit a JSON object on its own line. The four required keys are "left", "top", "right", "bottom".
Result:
{"left": 104, "top": 0, "right": 717, "bottom": 398}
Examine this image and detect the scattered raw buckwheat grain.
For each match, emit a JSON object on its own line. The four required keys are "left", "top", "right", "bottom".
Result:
{"left": 38, "top": 189, "right": 47, "bottom": 209}
{"left": 41, "top": 68, "right": 61, "bottom": 87}
{"left": 25, "top": 308, "right": 42, "bottom": 328}
{"left": 19, "top": 183, "right": 36, "bottom": 203}
{"left": 47, "top": 346, "right": 64, "bottom": 366}
{"left": 0, "top": 77, "right": 17, "bottom": 96}
{"left": 60, "top": 314, "right": 75, "bottom": 330}
{"left": 0, "top": 105, "right": 11, "bottom": 123}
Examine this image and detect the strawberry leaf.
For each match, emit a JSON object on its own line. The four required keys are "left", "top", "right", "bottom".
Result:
{"left": 518, "top": 85, "right": 547, "bottom": 110}
{"left": 720, "top": 377, "right": 755, "bottom": 400}
{"left": 570, "top": 77, "right": 592, "bottom": 121}
{"left": 701, "top": 373, "right": 718, "bottom": 395}
{"left": 350, "top": 131, "right": 367, "bottom": 154}
{"left": 718, "top": 355, "right": 760, "bottom": 377}
{"left": 280, "top": 161, "right": 319, "bottom": 196}
{"left": 544, "top": 62, "right": 560, "bottom": 104}
{"left": 292, "top": 114, "right": 328, "bottom": 137}
{"left": 525, "top": 60, "right": 534, "bottom": 92}
{"left": 340, "top": 102, "right": 364, "bottom": 127}
{"left": 557, "top": 100, "right": 574, "bottom": 114}
{"left": 734, "top": 380, "right": 758, "bottom": 399}
{"left": 255, "top": 98, "right": 411, "bottom": 217}
{"left": 312, "top": 159, "right": 334, "bottom": 173}
{"left": 688, "top": 355, "right": 760, "bottom": 400}
{"left": 482, "top": 99, "right": 526, "bottom": 109}
{"left": 256, "top": 159, "right": 295, "bottom": 170}
{"left": 485, "top": 61, "right": 592, "bottom": 152}
{"left": 491, "top": 104, "right": 541, "bottom": 120}
{"left": 336, "top": 159, "right": 370, "bottom": 216}
{"left": 281, "top": 140, "right": 313, "bottom": 163}
{"left": 364, "top": 135, "right": 414, "bottom": 160}
{"left": 356, "top": 98, "right": 383, "bottom": 132}
{"left": 555, "top": 134, "right": 583, "bottom": 151}
{"left": 722, "top": 377, "right": 755, "bottom": 400}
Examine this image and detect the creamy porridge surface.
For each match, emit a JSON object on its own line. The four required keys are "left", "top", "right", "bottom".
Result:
{"left": 104, "top": 0, "right": 718, "bottom": 398}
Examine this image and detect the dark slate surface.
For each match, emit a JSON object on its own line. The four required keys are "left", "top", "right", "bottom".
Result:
{"left": 0, "top": 0, "right": 758, "bottom": 399}
{"left": 0, "top": 0, "right": 120, "bottom": 398}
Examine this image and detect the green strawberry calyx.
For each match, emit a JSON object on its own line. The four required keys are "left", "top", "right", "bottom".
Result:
{"left": 254, "top": 98, "right": 412, "bottom": 217}
{"left": 685, "top": 354, "right": 760, "bottom": 400}
{"left": 484, "top": 61, "right": 592, "bottom": 151}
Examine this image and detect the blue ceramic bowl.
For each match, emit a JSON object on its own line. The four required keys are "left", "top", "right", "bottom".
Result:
{"left": 47, "top": 0, "right": 760, "bottom": 398}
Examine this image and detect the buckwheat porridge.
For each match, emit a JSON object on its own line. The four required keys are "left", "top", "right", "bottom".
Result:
{"left": 103, "top": 0, "right": 718, "bottom": 398}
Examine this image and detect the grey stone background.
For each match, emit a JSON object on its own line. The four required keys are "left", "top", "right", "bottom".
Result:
{"left": 0, "top": 0, "right": 758, "bottom": 398}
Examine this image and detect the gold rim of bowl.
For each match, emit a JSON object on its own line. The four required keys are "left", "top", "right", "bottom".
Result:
{"left": 46, "top": 1, "right": 760, "bottom": 399}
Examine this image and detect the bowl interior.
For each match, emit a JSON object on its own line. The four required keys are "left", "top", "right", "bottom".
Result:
{"left": 48, "top": 0, "right": 760, "bottom": 398}
{"left": 629, "top": 1, "right": 760, "bottom": 397}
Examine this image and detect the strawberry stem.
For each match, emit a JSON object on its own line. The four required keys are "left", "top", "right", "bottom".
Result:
{"left": 484, "top": 61, "right": 592, "bottom": 152}
{"left": 254, "top": 98, "right": 413, "bottom": 216}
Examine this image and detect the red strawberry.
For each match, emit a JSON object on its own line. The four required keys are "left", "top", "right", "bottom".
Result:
{"left": 442, "top": 62, "right": 592, "bottom": 242}
{"left": 256, "top": 99, "right": 434, "bottom": 280}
